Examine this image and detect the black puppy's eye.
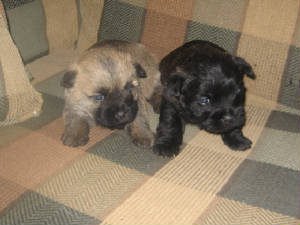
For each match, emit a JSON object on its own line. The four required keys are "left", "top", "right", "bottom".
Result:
{"left": 199, "top": 96, "right": 210, "bottom": 105}
{"left": 235, "top": 89, "right": 241, "bottom": 94}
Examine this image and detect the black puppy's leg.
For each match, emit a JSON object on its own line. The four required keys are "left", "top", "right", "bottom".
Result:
{"left": 221, "top": 128, "right": 252, "bottom": 151}
{"left": 153, "top": 99, "right": 185, "bottom": 157}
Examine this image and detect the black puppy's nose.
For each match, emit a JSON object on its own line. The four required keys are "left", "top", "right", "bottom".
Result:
{"left": 221, "top": 114, "right": 233, "bottom": 123}
{"left": 115, "top": 111, "right": 125, "bottom": 120}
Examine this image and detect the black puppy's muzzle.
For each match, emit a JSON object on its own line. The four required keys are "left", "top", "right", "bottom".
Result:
{"left": 212, "top": 108, "right": 234, "bottom": 123}
{"left": 220, "top": 114, "right": 234, "bottom": 126}
{"left": 201, "top": 107, "right": 245, "bottom": 134}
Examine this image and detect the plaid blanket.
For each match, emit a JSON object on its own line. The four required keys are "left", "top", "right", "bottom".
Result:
{"left": 0, "top": 0, "right": 299, "bottom": 224}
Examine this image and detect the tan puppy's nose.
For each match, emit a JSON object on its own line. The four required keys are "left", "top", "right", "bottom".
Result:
{"left": 115, "top": 111, "right": 125, "bottom": 120}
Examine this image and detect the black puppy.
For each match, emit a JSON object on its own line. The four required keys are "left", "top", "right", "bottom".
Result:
{"left": 154, "top": 40, "right": 255, "bottom": 157}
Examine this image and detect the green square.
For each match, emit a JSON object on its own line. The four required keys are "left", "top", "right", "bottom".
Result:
{"left": 5, "top": 0, "right": 49, "bottom": 63}
{"left": 98, "top": 0, "right": 145, "bottom": 43}
{"left": 0, "top": 190, "right": 101, "bottom": 225}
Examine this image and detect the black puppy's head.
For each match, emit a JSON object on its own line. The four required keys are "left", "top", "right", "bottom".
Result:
{"left": 164, "top": 55, "right": 255, "bottom": 134}
{"left": 92, "top": 63, "right": 146, "bottom": 129}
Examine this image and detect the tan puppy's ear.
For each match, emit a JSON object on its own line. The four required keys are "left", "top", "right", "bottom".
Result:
{"left": 61, "top": 70, "right": 77, "bottom": 88}
{"left": 133, "top": 63, "right": 147, "bottom": 78}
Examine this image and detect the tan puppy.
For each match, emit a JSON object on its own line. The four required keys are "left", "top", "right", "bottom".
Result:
{"left": 61, "top": 40, "right": 162, "bottom": 148}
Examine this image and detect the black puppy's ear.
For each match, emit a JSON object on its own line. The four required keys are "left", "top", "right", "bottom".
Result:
{"left": 233, "top": 56, "right": 256, "bottom": 79}
{"left": 134, "top": 63, "right": 147, "bottom": 78}
{"left": 61, "top": 70, "right": 77, "bottom": 88}
{"left": 166, "top": 70, "right": 187, "bottom": 97}
{"left": 181, "top": 77, "right": 200, "bottom": 95}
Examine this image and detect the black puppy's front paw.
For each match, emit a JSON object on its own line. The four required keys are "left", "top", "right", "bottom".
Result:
{"left": 221, "top": 129, "right": 252, "bottom": 151}
{"left": 153, "top": 142, "right": 180, "bottom": 158}
{"left": 223, "top": 136, "right": 252, "bottom": 150}
{"left": 153, "top": 98, "right": 184, "bottom": 157}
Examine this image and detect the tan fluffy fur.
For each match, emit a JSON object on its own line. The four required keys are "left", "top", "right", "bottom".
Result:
{"left": 61, "top": 40, "right": 161, "bottom": 147}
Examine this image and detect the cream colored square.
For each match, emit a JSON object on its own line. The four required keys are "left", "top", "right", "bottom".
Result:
{"left": 77, "top": 0, "right": 105, "bottom": 52}
{"left": 120, "top": 0, "right": 147, "bottom": 8}
{"left": 242, "top": 0, "right": 299, "bottom": 44}
{"left": 153, "top": 144, "right": 244, "bottom": 193}
{"left": 246, "top": 93, "right": 277, "bottom": 111}
{"left": 102, "top": 179, "right": 214, "bottom": 225}
{"left": 293, "top": 17, "right": 300, "bottom": 47}
{"left": 237, "top": 35, "right": 289, "bottom": 102}
{"left": 28, "top": 49, "right": 79, "bottom": 85}
{"left": 42, "top": 0, "right": 79, "bottom": 51}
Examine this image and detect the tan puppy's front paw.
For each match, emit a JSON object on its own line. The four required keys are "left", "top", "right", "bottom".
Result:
{"left": 61, "top": 131, "right": 89, "bottom": 147}
{"left": 131, "top": 132, "right": 154, "bottom": 148}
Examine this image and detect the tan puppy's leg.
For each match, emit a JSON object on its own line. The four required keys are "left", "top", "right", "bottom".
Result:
{"left": 148, "top": 85, "right": 163, "bottom": 114}
{"left": 126, "top": 100, "right": 154, "bottom": 148}
{"left": 61, "top": 113, "right": 90, "bottom": 147}
{"left": 127, "top": 117, "right": 154, "bottom": 148}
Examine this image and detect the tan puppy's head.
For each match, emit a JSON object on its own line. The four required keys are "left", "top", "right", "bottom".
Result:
{"left": 61, "top": 45, "right": 149, "bottom": 129}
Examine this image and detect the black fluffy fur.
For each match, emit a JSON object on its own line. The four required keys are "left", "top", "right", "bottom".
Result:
{"left": 154, "top": 40, "right": 255, "bottom": 157}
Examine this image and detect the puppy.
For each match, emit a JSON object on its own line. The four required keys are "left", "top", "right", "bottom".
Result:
{"left": 154, "top": 40, "right": 255, "bottom": 157}
{"left": 61, "top": 40, "right": 162, "bottom": 148}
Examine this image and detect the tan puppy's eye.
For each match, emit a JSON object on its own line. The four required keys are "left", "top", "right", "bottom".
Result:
{"left": 95, "top": 94, "right": 105, "bottom": 101}
{"left": 88, "top": 93, "right": 105, "bottom": 101}
{"left": 90, "top": 88, "right": 109, "bottom": 101}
